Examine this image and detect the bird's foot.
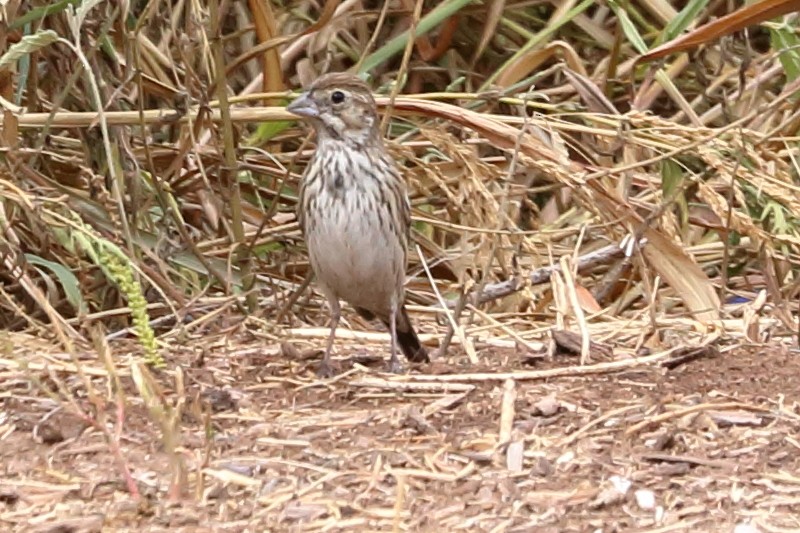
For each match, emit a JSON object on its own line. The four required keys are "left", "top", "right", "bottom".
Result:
{"left": 411, "top": 346, "right": 430, "bottom": 364}
{"left": 387, "top": 357, "right": 405, "bottom": 374}
{"left": 316, "top": 359, "right": 338, "bottom": 379}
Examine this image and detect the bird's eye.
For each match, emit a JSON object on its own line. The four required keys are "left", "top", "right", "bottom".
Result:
{"left": 330, "top": 90, "right": 346, "bottom": 104}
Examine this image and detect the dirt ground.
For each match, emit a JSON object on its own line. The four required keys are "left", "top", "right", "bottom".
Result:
{"left": 2, "top": 330, "right": 800, "bottom": 532}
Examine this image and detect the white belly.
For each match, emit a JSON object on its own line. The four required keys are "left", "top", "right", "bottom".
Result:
{"left": 305, "top": 190, "right": 404, "bottom": 314}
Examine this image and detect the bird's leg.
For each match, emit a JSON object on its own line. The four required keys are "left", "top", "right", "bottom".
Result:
{"left": 387, "top": 301, "right": 404, "bottom": 374}
{"left": 318, "top": 298, "right": 341, "bottom": 378}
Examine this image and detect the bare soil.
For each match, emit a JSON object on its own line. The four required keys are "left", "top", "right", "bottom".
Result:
{"left": 2, "top": 332, "right": 800, "bottom": 532}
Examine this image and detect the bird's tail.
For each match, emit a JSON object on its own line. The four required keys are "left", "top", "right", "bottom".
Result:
{"left": 388, "top": 306, "right": 429, "bottom": 363}
{"left": 357, "top": 305, "right": 429, "bottom": 363}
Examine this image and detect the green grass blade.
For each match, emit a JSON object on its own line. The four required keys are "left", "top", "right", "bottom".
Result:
{"left": 24, "top": 254, "right": 87, "bottom": 314}
{"left": 608, "top": 0, "right": 649, "bottom": 54}
{"left": 11, "top": 0, "right": 81, "bottom": 29}
{"left": 769, "top": 20, "right": 800, "bottom": 83}
{"left": 661, "top": 0, "right": 710, "bottom": 43}
{"left": 482, "top": 0, "right": 594, "bottom": 88}
{"left": 357, "top": 0, "right": 476, "bottom": 75}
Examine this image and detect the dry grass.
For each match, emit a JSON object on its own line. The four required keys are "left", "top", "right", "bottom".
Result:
{"left": 1, "top": 1, "right": 800, "bottom": 531}
{"left": 4, "top": 331, "right": 800, "bottom": 531}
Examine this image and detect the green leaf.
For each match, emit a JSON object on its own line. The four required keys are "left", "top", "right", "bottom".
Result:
{"left": 483, "top": 0, "right": 594, "bottom": 88}
{"left": 249, "top": 120, "right": 292, "bottom": 145}
{"left": 661, "top": 0, "right": 710, "bottom": 43}
{"left": 358, "top": 0, "right": 476, "bottom": 75}
{"left": 252, "top": 242, "right": 284, "bottom": 257}
{"left": 769, "top": 20, "right": 800, "bottom": 83}
{"left": 608, "top": 0, "right": 649, "bottom": 54}
{"left": 11, "top": 0, "right": 81, "bottom": 29}
{"left": 661, "top": 159, "right": 688, "bottom": 227}
{"left": 661, "top": 159, "right": 683, "bottom": 196}
{"left": 24, "top": 254, "right": 87, "bottom": 313}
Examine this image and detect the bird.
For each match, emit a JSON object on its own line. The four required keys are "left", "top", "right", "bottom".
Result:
{"left": 287, "top": 72, "right": 430, "bottom": 377}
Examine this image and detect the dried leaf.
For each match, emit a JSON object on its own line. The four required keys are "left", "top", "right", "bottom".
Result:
{"left": 0, "top": 30, "right": 59, "bottom": 71}
{"left": 640, "top": 0, "right": 800, "bottom": 62}
{"left": 642, "top": 229, "right": 721, "bottom": 322}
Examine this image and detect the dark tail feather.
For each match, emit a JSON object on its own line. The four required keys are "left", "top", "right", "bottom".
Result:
{"left": 386, "top": 306, "right": 429, "bottom": 363}
{"left": 355, "top": 306, "right": 429, "bottom": 363}
{"left": 355, "top": 307, "right": 376, "bottom": 321}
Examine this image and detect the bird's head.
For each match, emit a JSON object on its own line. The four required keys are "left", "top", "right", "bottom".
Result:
{"left": 287, "top": 73, "right": 381, "bottom": 148}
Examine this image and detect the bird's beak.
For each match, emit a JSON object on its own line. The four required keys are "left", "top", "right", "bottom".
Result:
{"left": 287, "top": 92, "right": 319, "bottom": 119}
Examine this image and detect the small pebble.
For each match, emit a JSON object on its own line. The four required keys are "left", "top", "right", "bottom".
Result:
{"left": 609, "top": 475, "right": 631, "bottom": 495}
{"left": 634, "top": 489, "right": 655, "bottom": 510}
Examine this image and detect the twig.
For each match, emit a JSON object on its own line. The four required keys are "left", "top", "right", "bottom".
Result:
{"left": 464, "top": 243, "right": 625, "bottom": 307}
{"left": 498, "top": 379, "right": 516, "bottom": 444}
{"left": 349, "top": 376, "right": 475, "bottom": 393}
{"left": 209, "top": 0, "right": 257, "bottom": 312}
{"left": 417, "top": 245, "right": 475, "bottom": 362}
{"left": 560, "top": 254, "right": 591, "bottom": 364}
{"left": 625, "top": 401, "right": 770, "bottom": 436}
{"left": 558, "top": 404, "right": 642, "bottom": 447}
{"left": 372, "top": 341, "right": 718, "bottom": 383}
{"left": 274, "top": 273, "right": 313, "bottom": 325}
{"left": 436, "top": 287, "right": 469, "bottom": 359}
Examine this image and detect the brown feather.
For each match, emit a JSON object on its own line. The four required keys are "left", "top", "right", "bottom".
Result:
{"left": 308, "top": 72, "right": 373, "bottom": 96}
{"left": 289, "top": 72, "right": 429, "bottom": 375}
